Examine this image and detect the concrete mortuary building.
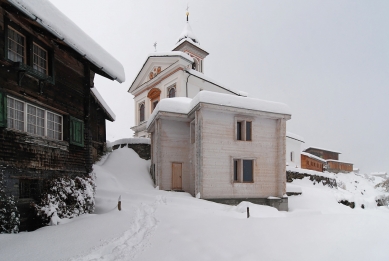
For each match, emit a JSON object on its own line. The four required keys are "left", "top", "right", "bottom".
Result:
{"left": 147, "top": 91, "right": 291, "bottom": 211}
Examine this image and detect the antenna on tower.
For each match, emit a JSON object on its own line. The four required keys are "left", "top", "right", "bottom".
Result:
{"left": 186, "top": 4, "right": 189, "bottom": 22}
{"left": 153, "top": 42, "right": 157, "bottom": 52}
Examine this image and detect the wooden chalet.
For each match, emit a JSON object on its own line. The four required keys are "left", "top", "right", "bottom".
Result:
{"left": 301, "top": 152, "right": 326, "bottom": 172}
{"left": 0, "top": 0, "right": 124, "bottom": 230}
{"left": 304, "top": 147, "right": 353, "bottom": 173}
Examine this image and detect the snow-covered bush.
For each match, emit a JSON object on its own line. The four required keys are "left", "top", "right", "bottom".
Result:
{"left": 375, "top": 178, "right": 389, "bottom": 192}
{"left": 34, "top": 173, "right": 96, "bottom": 226}
{"left": 0, "top": 172, "right": 20, "bottom": 233}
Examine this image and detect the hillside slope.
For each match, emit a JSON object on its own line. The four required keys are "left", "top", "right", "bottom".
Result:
{"left": 0, "top": 147, "right": 388, "bottom": 261}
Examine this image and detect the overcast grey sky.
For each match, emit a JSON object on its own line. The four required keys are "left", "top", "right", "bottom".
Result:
{"left": 49, "top": 0, "right": 388, "bottom": 174}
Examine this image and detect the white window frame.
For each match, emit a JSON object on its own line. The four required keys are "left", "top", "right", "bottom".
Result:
{"left": 7, "top": 96, "right": 63, "bottom": 141}
{"left": 167, "top": 84, "right": 176, "bottom": 98}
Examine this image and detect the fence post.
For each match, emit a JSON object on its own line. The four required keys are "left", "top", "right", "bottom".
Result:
{"left": 247, "top": 207, "right": 250, "bottom": 218}
{"left": 118, "top": 195, "right": 121, "bottom": 211}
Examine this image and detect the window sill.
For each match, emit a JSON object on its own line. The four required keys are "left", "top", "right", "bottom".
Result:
{"left": 6, "top": 128, "right": 68, "bottom": 151}
{"left": 12, "top": 61, "right": 54, "bottom": 84}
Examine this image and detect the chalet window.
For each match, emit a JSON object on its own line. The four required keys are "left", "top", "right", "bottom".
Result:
{"left": 7, "top": 27, "right": 26, "bottom": 63}
{"left": 19, "top": 179, "right": 39, "bottom": 199}
{"left": 5, "top": 96, "right": 63, "bottom": 141}
{"left": 233, "top": 159, "right": 254, "bottom": 183}
{"left": 168, "top": 86, "right": 176, "bottom": 98}
{"left": 70, "top": 116, "right": 84, "bottom": 147}
{"left": 139, "top": 103, "right": 145, "bottom": 122}
{"left": 236, "top": 118, "right": 252, "bottom": 141}
{"left": 27, "top": 104, "right": 45, "bottom": 136}
{"left": 33, "top": 43, "right": 48, "bottom": 75}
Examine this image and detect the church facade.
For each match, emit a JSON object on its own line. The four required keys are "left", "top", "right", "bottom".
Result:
{"left": 128, "top": 21, "right": 245, "bottom": 137}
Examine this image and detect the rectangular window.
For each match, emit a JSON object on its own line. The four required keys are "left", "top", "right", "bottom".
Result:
{"left": 47, "top": 112, "right": 63, "bottom": 140}
{"left": 6, "top": 96, "right": 62, "bottom": 141}
{"left": 243, "top": 160, "right": 253, "bottom": 182}
{"left": 246, "top": 121, "right": 252, "bottom": 141}
{"left": 236, "top": 118, "right": 252, "bottom": 141}
{"left": 27, "top": 104, "right": 45, "bottom": 136}
{"left": 7, "top": 97, "right": 24, "bottom": 131}
{"left": 233, "top": 160, "right": 238, "bottom": 181}
{"left": 19, "top": 179, "right": 39, "bottom": 199}
{"left": 33, "top": 43, "right": 48, "bottom": 75}
{"left": 8, "top": 27, "right": 25, "bottom": 63}
{"left": 233, "top": 158, "right": 254, "bottom": 183}
{"left": 237, "top": 121, "right": 242, "bottom": 140}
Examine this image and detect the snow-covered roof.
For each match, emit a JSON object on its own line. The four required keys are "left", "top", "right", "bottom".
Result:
{"left": 176, "top": 22, "right": 200, "bottom": 45}
{"left": 128, "top": 51, "right": 193, "bottom": 93}
{"left": 286, "top": 131, "right": 304, "bottom": 143}
{"left": 301, "top": 152, "right": 327, "bottom": 163}
{"left": 185, "top": 69, "right": 243, "bottom": 96}
{"left": 326, "top": 159, "right": 353, "bottom": 165}
{"left": 90, "top": 88, "right": 116, "bottom": 122}
{"left": 107, "top": 138, "right": 151, "bottom": 148}
{"left": 9, "top": 0, "right": 125, "bottom": 83}
{"left": 147, "top": 91, "right": 291, "bottom": 129}
{"left": 304, "top": 147, "right": 341, "bottom": 154}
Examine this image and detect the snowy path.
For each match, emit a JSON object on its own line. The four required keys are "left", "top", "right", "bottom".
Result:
{"left": 70, "top": 195, "right": 166, "bottom": 261}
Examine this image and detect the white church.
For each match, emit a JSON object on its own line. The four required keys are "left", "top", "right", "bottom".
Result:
{"left": 128, "top": 13, "right": 293, "bottom": 211}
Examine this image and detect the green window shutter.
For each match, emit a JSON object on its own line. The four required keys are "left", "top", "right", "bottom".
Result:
{"left": 0, "top": 90, "right": 7, "bottom": 128}
{"left": 70, "top": 116, "right": 84, "bottom": 147}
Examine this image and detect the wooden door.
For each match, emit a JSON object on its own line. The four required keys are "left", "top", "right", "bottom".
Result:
{"left": 172, "top": 163, "right": 182, "bottom": 190}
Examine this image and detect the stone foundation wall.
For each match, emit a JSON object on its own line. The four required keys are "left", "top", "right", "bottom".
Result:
{"left": 206, "top": 197, "right": 288, "bottom": 211}
{"left": 287, "top": 171, "right": 337, "bottom": 188}
{"left": 111, "top": 143, "right": 151, "bottom": 160}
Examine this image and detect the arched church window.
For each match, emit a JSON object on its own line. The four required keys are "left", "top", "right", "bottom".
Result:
{"left": 139, "top": 103, "right": 145, "bottom": 122}
{"left": 168, "top": 87, "right": 176, "bottom": 98}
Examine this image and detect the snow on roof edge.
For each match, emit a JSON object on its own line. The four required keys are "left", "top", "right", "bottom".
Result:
{"left": 185, "top": 69, "right": 241, "bottom": 96}
{"left": 90, "top": 88, "right": 116, "bottom": 121}
{"left": 9, "top": 0, "right": 125, "bottom": 83}
{"left": 107, "top": 138, "right": 151, "bottom": 148}
{"left": 305, "top": 147, "right": 341, "bottom": 154}
{"left": 286, "top": 131, "right": 304, "bottom": 143}
{"left": 301, "top": 152, "right": 327, "bottom": 163}
{"left": 146, "top": 91, "right": 291, "bottom": 129}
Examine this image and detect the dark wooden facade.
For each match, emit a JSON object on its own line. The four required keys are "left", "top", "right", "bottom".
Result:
{"left": 301, "top": 154, "right": 324, "bottom": 172}
{"left": 326, "top": 160, "right": 353, "bottom": 173}
{"left": 304, "top": 147, "right": 340, "bottom": 160}
{"left": 0, "top": 1, "right": 114, "bottom": 230}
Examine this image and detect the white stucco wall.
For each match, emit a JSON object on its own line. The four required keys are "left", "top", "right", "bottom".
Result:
{"left": 286, "top": 137, "right": 302, "bottom": 168}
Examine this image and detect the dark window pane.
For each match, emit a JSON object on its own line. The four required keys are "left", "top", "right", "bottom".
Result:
{"left": 243, "top": 160, "right": 253, "bottom": 182}
{"left": 234, "top": 160, "right": 238, "bottom": 181}
{"left": 237, "top": 122, "right": 242, "bottom": 140}
{"left": 139, "top": 104, "right": 145, "bottom": 122}
{"left": 168, "top": 88, "right": 175, "bottom": 98}
{"left": 246, "top": 121, "right": 251, "bottom": 141}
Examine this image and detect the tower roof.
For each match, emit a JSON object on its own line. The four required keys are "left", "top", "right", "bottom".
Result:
{"left": 176, "top": 22, "right": 200, "bottom": 46}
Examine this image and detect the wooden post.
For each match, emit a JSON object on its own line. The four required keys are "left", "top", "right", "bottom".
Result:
{"left": 118, "top": 195, "right": 121, "bottom": 211}
{"left": 247, "top": 207, "right": 250, "bottom": 218}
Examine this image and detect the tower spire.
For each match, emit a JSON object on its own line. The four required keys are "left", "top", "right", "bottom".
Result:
{"left": 186, "top": 4, "right": 189, "bottom": 22}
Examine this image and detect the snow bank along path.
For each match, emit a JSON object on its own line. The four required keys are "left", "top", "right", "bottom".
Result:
{"left": 1, "top": 147, "right": 389, "bottom": 261}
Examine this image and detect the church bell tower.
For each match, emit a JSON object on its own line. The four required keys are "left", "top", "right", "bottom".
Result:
{"left": 172, "top": 8, "right": 209, "bottom": 73}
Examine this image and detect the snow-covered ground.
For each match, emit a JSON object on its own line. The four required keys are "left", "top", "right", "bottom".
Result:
{"left": 1, "top": 148, "right": 389, "bottom": 261}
